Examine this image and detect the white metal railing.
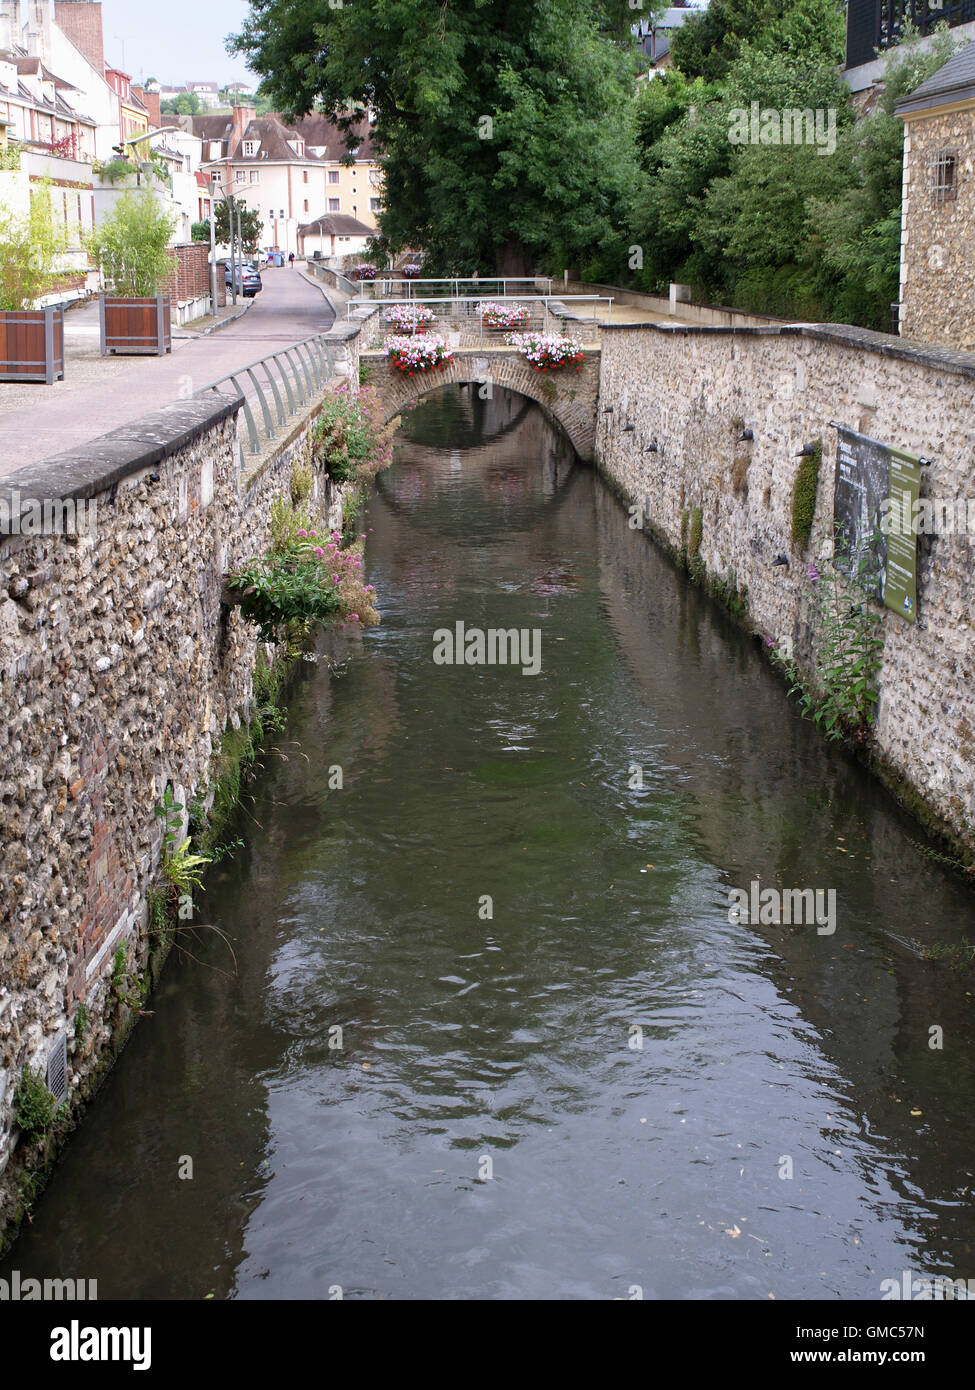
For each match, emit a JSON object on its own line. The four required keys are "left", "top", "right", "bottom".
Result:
{"left": 351, "top": 276, "right": 554, "bottom": 300}
{"left": 355, "top": 294, "right": 613, "bottom": 348}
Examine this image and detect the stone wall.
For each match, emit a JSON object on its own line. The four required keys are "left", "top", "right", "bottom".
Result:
{"left": 596, "top": 321, "right": 975, "bottom": 857}
{"left": 899, "top": 107, "right": 975, "bottom": 351}
{"left": 0, "top": 319, "right": 364, "bottom": 1240}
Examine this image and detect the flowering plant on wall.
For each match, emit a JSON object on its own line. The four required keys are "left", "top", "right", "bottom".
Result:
{"left": 352, "top": 265, "right": 378, "bottom": 280}
{"left": 383, "top": 335, "right": 453, "bottom": 374}
{"left": 479, "top": 301, "right": 530, "bottom": 330}
{"left": 312, "top": 382, "right": 393, "bottom": 482}
{"left": 382, "top": 303, "right": 435, "bottom": 334}
{"left": 226, "top": 529, "right": 379, "bottom": 641}
{"left": 505, "top": 332, "right": 585, "bottom": 371}
{"left": 401, "top": 263, "right": 421, "bottom": 278}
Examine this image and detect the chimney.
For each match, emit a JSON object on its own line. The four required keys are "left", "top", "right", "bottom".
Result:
{"left": 0, "top": 1, "right": 14, "bottom": 53}
{"left": 232, "top": 104, "right": 257, "bottom": 148}
{"left": 54, "top": 0, "right": 105, "bottom": 75}
{"left": 26, "top": 0, "right": 52, "bottom": 61}
{"left": 133, "top": 83, "right": 161, "bottom": 128}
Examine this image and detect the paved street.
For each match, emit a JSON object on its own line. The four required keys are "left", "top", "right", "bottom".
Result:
{"left": 0, "top": 265, "right": 336, "bottom": 478}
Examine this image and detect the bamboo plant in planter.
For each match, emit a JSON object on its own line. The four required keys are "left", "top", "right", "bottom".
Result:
{"left": 0, "top": 184, "right": 69, "bottom": 384}
{"left": 88, "top": 192, "right": 177, "bottom": 356}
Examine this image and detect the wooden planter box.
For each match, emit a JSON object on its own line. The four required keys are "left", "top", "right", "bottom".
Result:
{"left": 100, "top": 294, "right": 172, "bottom": 356}
{"left": 0, "top": 306, "right": 65, "bottom": 384}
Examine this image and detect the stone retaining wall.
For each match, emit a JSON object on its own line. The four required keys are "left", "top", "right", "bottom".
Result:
{"left": 0, "top": 322, "right": 363, "bottom": 1240}
{"left": 596, "top": 321, "right": 975, "bottom": 858}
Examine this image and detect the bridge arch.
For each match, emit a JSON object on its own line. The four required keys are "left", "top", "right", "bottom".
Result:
{"left": 365, "top": 347, "right": 600, "bottom": 462}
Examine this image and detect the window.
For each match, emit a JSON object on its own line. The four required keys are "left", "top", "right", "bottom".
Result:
{"left": 235, "top": 169, "right": 246, "bottom": 183}
{"left": 329, "top": 170, "right": 339, "bottom": 184}
{"left": 243, "top": 140, "right": 256, "bottom": 156}
{"left": 303, "top": 170, "right": 309, "bottom": 184}
{"left": 931, "top": 149, "right": 958, "bottom": 205}
{"left": 304, "top": 199, "right": 309, "bottom": 212}
{"left": 328, "top": 197, "right": 340, "bottom": 211}
{"left": 250, "top": 170, "right": 260, "bottom": 183}
{"left": 370, "top": 197, "right": 381, "bottom": 212}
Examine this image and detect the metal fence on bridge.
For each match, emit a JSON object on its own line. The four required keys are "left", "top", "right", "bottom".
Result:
{"left": 354, "top": 295, "right": 614, "bottom": 350}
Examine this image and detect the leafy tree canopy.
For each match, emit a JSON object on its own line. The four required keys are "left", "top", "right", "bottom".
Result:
{"left": 669, "top": 0, "right": 844, "bottom": 83}
{"left": 230, "top": 0, "right": 644, "bottom": 274}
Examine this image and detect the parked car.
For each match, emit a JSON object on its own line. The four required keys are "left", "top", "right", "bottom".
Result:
{"left": 224, "top": 262, "right": 263, "bottom": 297}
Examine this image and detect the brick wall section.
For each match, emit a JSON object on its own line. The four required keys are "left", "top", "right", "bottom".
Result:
{"left": 596, "top": 321, "right": 975, "bottom": 856}
{"left": 899, "top": 109, "right": 975, "bottom": 351}
{"left": 54, "top": 0, "right": 105, "bottom": 73}
{"left": 159, "top": 242, "right": 221, "bottom": 308}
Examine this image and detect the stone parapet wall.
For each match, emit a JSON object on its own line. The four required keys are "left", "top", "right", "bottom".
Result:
{"left": 596, "top": 321, "right": 975, "bottom": 857}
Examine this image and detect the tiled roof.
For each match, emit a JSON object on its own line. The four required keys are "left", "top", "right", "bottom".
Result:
{"left": 237, "top": 115, "right": 312, "bottom": 160}
{"left": 292, "top": 113, "right": 375, "bottom": 160}
{"left": 895, "top": 41, "right": 975, "bottom": 116}
{"left": 189, "top": 114, "right": 233, "bottom": 143}
{"left": 15, "top": 55, "right": 80, "bottom": 91}
{"left": 191, "top": 111, "right": 379, "bottom": 164}
{"left": 298, "top": 213, "right": 375, "bottom": 236}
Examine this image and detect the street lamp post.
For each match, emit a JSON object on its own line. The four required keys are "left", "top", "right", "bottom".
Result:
{"left": 207, "top": 176, "right": 218, "bottom": 317}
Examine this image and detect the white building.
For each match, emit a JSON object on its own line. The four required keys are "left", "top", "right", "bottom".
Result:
{"left": 194, "top": 106, "right": 382, "bottom": 258}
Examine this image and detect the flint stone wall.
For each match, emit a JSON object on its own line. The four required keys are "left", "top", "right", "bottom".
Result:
{"left": 596, "top": 321, "right": 975, "bottom": 857}
{"left": 0, "top": 345, "right": 360, "bottom": 1229}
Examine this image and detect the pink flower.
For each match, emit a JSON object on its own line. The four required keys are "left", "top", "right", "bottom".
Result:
{"left": 350, "top": 613, "right": 360, "bottom": 622}
{"left": 297, "top": 528, "right": 307, "bottom": 538}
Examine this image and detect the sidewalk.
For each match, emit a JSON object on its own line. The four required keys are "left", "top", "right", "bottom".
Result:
{"left": 0, "top": 268, "right": 334, "bottom": 477}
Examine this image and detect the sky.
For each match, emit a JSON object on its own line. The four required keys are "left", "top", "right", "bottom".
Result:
{"left": 96, "top": 0, "right": 257, "bottom": 87}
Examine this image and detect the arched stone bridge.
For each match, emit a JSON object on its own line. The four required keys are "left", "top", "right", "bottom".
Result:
{"left": 363, "top": 347, "right": 601, "bottom": 461}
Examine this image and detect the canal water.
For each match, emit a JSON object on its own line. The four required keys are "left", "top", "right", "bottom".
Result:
{"left": 6, "top": 386, "right": 975, "bottom": 1300}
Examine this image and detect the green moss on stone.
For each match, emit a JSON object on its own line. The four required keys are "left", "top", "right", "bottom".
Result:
{"left": 790, "top": 441, "right": 821, "bottom": 551}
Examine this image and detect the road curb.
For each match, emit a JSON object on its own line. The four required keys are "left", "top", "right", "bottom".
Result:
{"left": 174, "top": 299, "right": 255, "bottom": 339}
{"left": 297, "top": 268, "right": 340, "bottom": 319}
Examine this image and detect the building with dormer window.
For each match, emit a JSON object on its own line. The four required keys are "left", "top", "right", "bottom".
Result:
{"left": 191, "top": 106, "right": 382, "bottom": 257}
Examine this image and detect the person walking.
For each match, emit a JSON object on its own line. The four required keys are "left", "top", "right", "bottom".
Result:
{"left": 288, "top": 252, "right": 295, "bottom": 268}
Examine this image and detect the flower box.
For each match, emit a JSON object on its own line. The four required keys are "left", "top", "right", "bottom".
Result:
{"left": 383, "top": 335, "right": 454, "bottom": 374}
{"left": 382, "top": 304, "right": 435, "bottom": 335}
{"left": 0, "top": 306, "right": 65, "bottom": 384}
{"left": 100, "top": 294, "right": 172, "bottom": 356}
{"left": 505, "top": 331, "right": 585, "bottom": 371}
{"left": 479, "top": 301, "right": 530, "bottom": 331}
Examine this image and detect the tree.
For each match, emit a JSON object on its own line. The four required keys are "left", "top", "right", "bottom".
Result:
{"left": 810, "top": 21, "right": 967, "bottom": 325}
{"left": 0, "top": 184, "right": 69, "bottom": 310}
{"left": 200, "top": 197, "right": 264, "bottom": 253}
{"left": 230, "top": 0, "right": 643, "bottom": 276}
{"left": 87, "top": 191, "right": 177, "bottom": 297}
{"left": 160, "top": 92, "right": 200, "bottom": 116}
{"left": 669, "top": 0, "right": 844, "bottom": 84}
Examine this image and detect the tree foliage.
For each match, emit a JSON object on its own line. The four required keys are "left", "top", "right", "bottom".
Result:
{"left": 231, "top": 0, "right": 643, "bottom": 275}
{"left": 0, "top": 184, "right": 70, "bottom": 311}
{"left": 87, "top": 191, "right": 177, "bottom": 297}
{"left": 631, "top": 13, "right": 966, "bottom": 327}
{"left": 669, "top": 0, "right": 844, "bottom": 83}
{"left": 160, "top": 92, "right": 200, "bottom": 116}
